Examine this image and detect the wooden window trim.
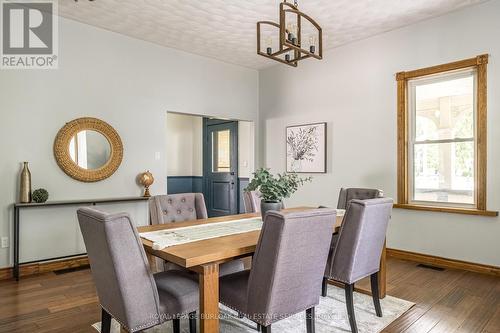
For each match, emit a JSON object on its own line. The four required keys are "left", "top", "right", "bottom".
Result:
{"left": 396, "top": 54, "right": 498, "bottom": 217}
{"left": 393, "top": 204, "right": 498, "bottom": 217}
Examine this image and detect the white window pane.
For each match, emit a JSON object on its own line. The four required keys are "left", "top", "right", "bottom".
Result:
{"left": 413, "top": 142, "right": 474, "bottom": 205}
{"left": 415, "top": 76, "right": 474, "bottom": 141}
{"left": 212, "top": 130, "right": 231, "bottom": 172}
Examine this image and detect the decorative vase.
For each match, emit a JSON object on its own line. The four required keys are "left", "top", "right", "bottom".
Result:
{"left": 291, "top": 159, "right": 302, "bottom": 172}
{"left": 260, "top": 200, "right": 283, "bottom": 219}
{"left": 20, "top": 162, "right": 32, "bottom": 203}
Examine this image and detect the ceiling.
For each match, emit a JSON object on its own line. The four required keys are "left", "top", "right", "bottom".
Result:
{"left": 59, "top": 0, "right": 486, "bottom": 69}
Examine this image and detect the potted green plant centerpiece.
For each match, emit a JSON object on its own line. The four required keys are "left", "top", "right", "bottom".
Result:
{"left": 245, "top": 168, "right": 311, "bottom": 218}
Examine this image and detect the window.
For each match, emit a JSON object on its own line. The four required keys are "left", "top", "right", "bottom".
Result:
{"left": 212, "top": 129, "right": 231, "bottom": 172}
{"left": 410, "top": 70, "right": 475, "bottom": 206}
{"left": 396, "top": 55, "right": 497, "bottom": 216}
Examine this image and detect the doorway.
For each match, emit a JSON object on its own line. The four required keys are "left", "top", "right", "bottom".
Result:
{"left": 203, "top": 119, "right": 238, "bottom": 217}
{"left": 166, "top": 112, "right": 255, "bottom": 217}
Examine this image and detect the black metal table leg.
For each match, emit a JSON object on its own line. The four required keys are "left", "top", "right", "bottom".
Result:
{"left": 14, "top": 206, "right": 20, "bottom": 281}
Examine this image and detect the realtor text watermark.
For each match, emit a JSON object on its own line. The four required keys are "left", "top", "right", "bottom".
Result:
{"left": 1, "top": 0, "right": 58, "bottom": 69}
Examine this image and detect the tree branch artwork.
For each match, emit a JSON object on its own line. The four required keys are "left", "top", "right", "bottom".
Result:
{"left": 286, "top": 122, "right": 326, "bottom": 173}
{"left": 287, "top": 126, "right": 319, "bottom": 162}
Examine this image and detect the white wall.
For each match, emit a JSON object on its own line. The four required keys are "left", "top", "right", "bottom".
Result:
{"left": 238, "top": 121, "right": 255, "bottom": 178}
{"left": 259, "top": 0, "right": 500, "bottom": 266}
{"left": 0, "top": 17, "right": 258, "bottom": 268}
{"left": 166, "top": 113, "right": 203, "bottom": 177}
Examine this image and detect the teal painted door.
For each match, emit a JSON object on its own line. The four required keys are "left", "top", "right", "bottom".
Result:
{"left": 203, "top": 119, "right": 238, "bottom": 217}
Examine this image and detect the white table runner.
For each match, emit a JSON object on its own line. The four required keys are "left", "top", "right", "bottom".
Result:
{"left": 140, "top": 217, "right": 264, "bottom": 250}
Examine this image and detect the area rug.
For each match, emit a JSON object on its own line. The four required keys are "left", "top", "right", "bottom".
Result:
{"left": 93, "top": 285, "right": 414, "bottom": 333}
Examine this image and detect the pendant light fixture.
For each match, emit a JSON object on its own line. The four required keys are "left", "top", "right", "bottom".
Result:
{"left": 257, "top": 0, "right": 322, "bottom": 67}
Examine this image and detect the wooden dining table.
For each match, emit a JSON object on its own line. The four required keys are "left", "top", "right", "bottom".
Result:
{"left": 138, "top": 208, "right": 386, "bottom": 333}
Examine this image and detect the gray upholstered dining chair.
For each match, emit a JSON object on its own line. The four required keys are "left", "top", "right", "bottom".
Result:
{"left": 320, "top": 187, "right": 384, "bottom": 295}
{"left": 77, "top": 207, "right": 198, "bottom": 333}
{"left": 149, "top": 193, "right": 245, "bottom": 276}
{"left": 323, "top": 198, "right": 393, "bottom": 333}
{"left": 220, "top": 209, "right": 336, "bottom": 333}
{"left": 149, "top": 193, "right": 208, "bottom": 224}
{"left": 337, "top": 188, "right": 383, "bottom": 209}
{"left": 243, "top": 190, "right": 261, "bottom": 213}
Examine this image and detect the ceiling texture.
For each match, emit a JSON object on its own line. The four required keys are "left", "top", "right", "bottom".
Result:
{"left": 59, "top": 0, "right": 486, "bottom": 69}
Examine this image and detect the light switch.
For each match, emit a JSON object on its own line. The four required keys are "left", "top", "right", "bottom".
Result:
{"left": 155, "top": 152, "right": 161, "bottom": 160}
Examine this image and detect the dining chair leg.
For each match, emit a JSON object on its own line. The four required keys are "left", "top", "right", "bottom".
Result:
{"left": 322, "top": 277, "right": 328, "bottom": 297}
{"left": 306, "top": 307, "right": 316, "bottom": 333}
{"left": 345, "top": 283, "right": 358, "bottom": 333}
{"left": 172, "top": 318, "right": 180, "bottom": 333}
{"left": 370, "top": 272, "right": 383, "bottom": 317}
{"left": 261, "top": 325, "right": 271, "bottom": 333}
{"left": 101, "top": 308, "right": 111, "bottom": 333}
{"left": 189, "top": 311, "right": 197, "bottom": 333}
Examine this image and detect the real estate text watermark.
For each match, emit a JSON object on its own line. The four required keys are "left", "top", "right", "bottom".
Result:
{"left": 1, "top": 0, "right": 58, "bottom": 69}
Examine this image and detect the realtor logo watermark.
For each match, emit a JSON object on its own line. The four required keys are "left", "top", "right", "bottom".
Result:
{"left": 1, "top": 0, "right": 58, "bottom": 69}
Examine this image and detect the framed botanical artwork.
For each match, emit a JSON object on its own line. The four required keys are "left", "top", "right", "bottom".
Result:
{"left": 286, "top": 122, "right": 327, "bottom": 173}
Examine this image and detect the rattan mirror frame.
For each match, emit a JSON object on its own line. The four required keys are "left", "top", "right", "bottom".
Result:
{"left": 54, "top": 117, "right": 123, "bottom": 182}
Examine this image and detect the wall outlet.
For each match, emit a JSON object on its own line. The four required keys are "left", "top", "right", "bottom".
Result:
{"left": 1, "top": 237, "right": 8, "bottom": 248}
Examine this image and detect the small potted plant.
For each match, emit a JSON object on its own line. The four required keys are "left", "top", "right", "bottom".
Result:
{"left": 245, "top": 168, "right": 311, "bottom": 218}
{"left": 32, "top": 188, "right": 49, "bottom": 203}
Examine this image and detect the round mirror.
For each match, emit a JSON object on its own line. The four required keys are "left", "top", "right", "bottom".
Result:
{"left": 69, "top": 130, "right": 112, "bottom": 170}
{"left": 54, "top": 118, "right": 123, "bottom": 182}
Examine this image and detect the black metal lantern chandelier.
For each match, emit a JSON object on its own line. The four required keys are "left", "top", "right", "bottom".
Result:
{"left": 257, "top": 0, "right": 322, "bottom": 67}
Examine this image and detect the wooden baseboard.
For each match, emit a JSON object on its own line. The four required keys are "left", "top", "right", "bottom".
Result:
{"left": 387, "top": 248, "right": 500, "bottom": 277}
{"left": 3, "top": 250, "right": 497, "bottom": 281}
{"left": 0, "top": 256, "right": 89, "bottom": 281}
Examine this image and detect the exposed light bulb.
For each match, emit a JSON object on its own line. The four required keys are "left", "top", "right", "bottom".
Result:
{"left": 266, "top": 37, "right": 272, "bottom": 47}
{"left": 309, "top": 35, "right": 317, "bottom": 54}
{"left": 287, "top": 23, "right": 298, "bottom": 44}
{"left": 266, "top": 37, "right": 273, "bottom": 55}
{"left": 286, "top": 23, "right": 294, "bottom": 41}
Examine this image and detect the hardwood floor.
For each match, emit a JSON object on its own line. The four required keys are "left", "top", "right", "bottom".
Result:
{"left": 0, "top": 258, "right": 498, "bottom": 333}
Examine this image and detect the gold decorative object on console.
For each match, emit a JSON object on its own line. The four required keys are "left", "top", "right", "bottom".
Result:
{"left": 138, "top": 171, "right": 154, "bottom": 197}
{"left": 257, "top": 0, "right": 322, "bottom": 67}
{"left": 19, "top": 162, "right": 32, "bottom": 203}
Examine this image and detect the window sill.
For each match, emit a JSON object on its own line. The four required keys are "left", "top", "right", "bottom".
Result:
{"left": 393, "top": 204, "right": 498, "bottom": 217}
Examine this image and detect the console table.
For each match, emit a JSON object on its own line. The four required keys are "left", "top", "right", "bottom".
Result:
{"left": 13, "top": 196, "right": 149, "bottom": 280}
